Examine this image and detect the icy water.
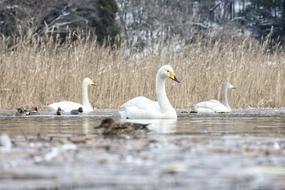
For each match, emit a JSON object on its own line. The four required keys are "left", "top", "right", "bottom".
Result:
{"left": 0, "top": 110, "right": 285, "bottom": 190}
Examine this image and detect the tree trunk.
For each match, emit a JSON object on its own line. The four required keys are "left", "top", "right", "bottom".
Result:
{"left": 282, "top": 0, "right": 285, "bottom": 35}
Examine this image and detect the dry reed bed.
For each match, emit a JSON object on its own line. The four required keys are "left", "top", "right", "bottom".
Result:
{"left": 0, "top": 37, "right": 285, "bottom": 110}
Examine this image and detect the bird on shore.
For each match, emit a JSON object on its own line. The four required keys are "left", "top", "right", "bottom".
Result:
{"left": 70, "top": 107, "right": 83, "bottom": 115}
{"left": 48, "top": 78, "right": 96, "bottom": 113}
{"left": 95, "top": 118, "right": 150, "bottom": 138}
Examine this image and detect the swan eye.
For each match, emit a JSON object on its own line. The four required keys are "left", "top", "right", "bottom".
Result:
{"left": 166, "top": 70, "right": 169, "bottom": 72}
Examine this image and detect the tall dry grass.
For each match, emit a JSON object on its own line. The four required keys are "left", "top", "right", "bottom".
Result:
{"left": 0, "top": 36, "right": 285, "bottom": 110}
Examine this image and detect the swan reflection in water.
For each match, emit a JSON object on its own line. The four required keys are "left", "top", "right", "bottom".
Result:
{"left": 120, "top": 119, "right": 177, "bottom": 134}
{"left": 82, "top": 118, "right": 90, "bottom": 135}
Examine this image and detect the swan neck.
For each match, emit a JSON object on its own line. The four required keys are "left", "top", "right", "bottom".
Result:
{"left": 156, "top": 73, "right": 173, "bottom": 112}
{"left": 82, "top": 82, "right": 92, "bottom": 110}
{"left": 223, "top": 86, "right": 230, "bottom": 109}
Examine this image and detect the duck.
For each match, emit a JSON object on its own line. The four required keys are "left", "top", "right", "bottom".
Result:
{"left": 15, "top": 107, "right": 28, "bottom": 116}
{"left": 16, "top": 107, "right": 40, "bottom": 116}
{"left": 192, "top": 82, "right": 236, "bottom": 113}
{"left": 0, "top": 134, "right": 12, "bottom": 152}
{"left": 95, "top": 118, "right": 150, "bottom": 138}
{"left": 119, "top": 65, "right": 180, "bottom": 119}
{"left": 28, "top": 107, "right": 40, "bottom": 115}
{"left": 48, "top": 78, "right": 95, "bottom": 113}
{"left": 56, "top": 107, "right": 64, "bottom": 115}
{"left": 70, "top": 107, "right": 83, "bottom": 115}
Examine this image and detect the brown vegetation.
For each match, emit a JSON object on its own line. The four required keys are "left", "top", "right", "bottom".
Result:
{"left": 0, "top": 36, "right": 285, "bottom": 110}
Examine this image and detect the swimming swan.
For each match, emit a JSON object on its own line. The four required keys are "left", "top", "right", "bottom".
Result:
{"left": 119, "top": 65, "right": 180, "bottom": 119}
{"left": 192, "top": 82, "right": 235, "bottom": 113}
{"left": 48, "top": 78, "right": 95, "bottom": 112}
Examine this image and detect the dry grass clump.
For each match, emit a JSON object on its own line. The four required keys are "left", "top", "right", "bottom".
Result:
{"left": 0, "top": 36, "right": 285, "bottom": 110}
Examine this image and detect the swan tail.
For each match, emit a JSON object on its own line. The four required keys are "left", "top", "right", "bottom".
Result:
{"left": 118, "top": 106, "right": 129, "bottom": 119}
{"left": 190, "top": 103, "right": 198, "bottom": 113}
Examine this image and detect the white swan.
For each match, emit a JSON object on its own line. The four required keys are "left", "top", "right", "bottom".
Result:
{"left": 192, "top": 82, "right": 235, "bottom": 113}
{"left": 48, "top": 78, "right": 95, "bottom": 112}
{"left": 119, "top": 65, "right": 180, "bottom": 119}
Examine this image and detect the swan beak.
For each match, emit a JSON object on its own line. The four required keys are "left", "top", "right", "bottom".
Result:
{"left": 90, "top": 82, "right": 96, "bottom": 86}
{"left": 169, "top": 72, "right": 180, "bottom": 83}
{"left": 232, "top": 87, "right": 236, "bottom": 89}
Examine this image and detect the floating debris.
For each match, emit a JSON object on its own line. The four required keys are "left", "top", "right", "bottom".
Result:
{"left": 0, "top": 133, "right": 12, "bottom": 152}
{"left": 274, "top": 142, "right": 281, "bottom": 150}
{"left": 163, "top": 163, "right": 187, "bottom": 174}
{"left": 242, "top": 166, "right": 285, "bottom": 175}
{"left": 44, "top": 143, "right": 77, "bottom": 162}
{"left": 67, "top": 136, "right": 92, "bottom": 144}
{"left": 44, "top": 147, "right": 60, "bottom": 161}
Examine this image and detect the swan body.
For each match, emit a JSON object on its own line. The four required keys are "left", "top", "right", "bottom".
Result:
{"left": 119, "top": 65, "right": 180, "bottom": 119}
{"left": 192, "top": 82, "right": 235, "bottom": 113}
{"left": 48, "top": 78, "right": 95, "bottom": 112}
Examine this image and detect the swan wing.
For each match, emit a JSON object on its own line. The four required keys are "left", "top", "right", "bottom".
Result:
{"left": 119, "top": 96, "right": 160, "bottom": 119}
{"left": 193, "top": 99, "right": 230, "bottom": 113}
{"left": 48, "top": 101, "right": 83, "bottom": 112}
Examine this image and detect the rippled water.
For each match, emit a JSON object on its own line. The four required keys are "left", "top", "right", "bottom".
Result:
{"left": 0, "top": 111, "right": 285, "bottom": 189}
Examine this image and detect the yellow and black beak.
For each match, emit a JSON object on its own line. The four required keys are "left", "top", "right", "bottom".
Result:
{"left": 169, "top": 71, "right": 180, "bottom": 83}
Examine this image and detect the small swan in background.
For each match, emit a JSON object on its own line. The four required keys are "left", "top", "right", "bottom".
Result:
{"left": 70, "top": 107, "right": 83, "bottom": 115}
{"left": 119, "top": 65, "right": 180, "bottom": 119}
{"left": 192, "top": 82, "right": 236, "bottom": 113}
{"left": 95, "top": 118, "right": 149, "bottom": 138}
{"left": 48, "top": 78, "right": 95, "bottom": 113}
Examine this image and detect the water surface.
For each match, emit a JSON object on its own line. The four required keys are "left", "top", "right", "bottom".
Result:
{"left": 0, "top": 111, "right": 285, "bottom": 189}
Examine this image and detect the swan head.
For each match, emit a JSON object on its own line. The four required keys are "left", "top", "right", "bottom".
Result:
{"left": 159, "top": 65, "right": 180, "bottom": 83}
{"left": 83, "top": 77, "right": 95, "bottom": 86}
{"left": 225, "top": 82, "right": 235, "bottom": 89}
